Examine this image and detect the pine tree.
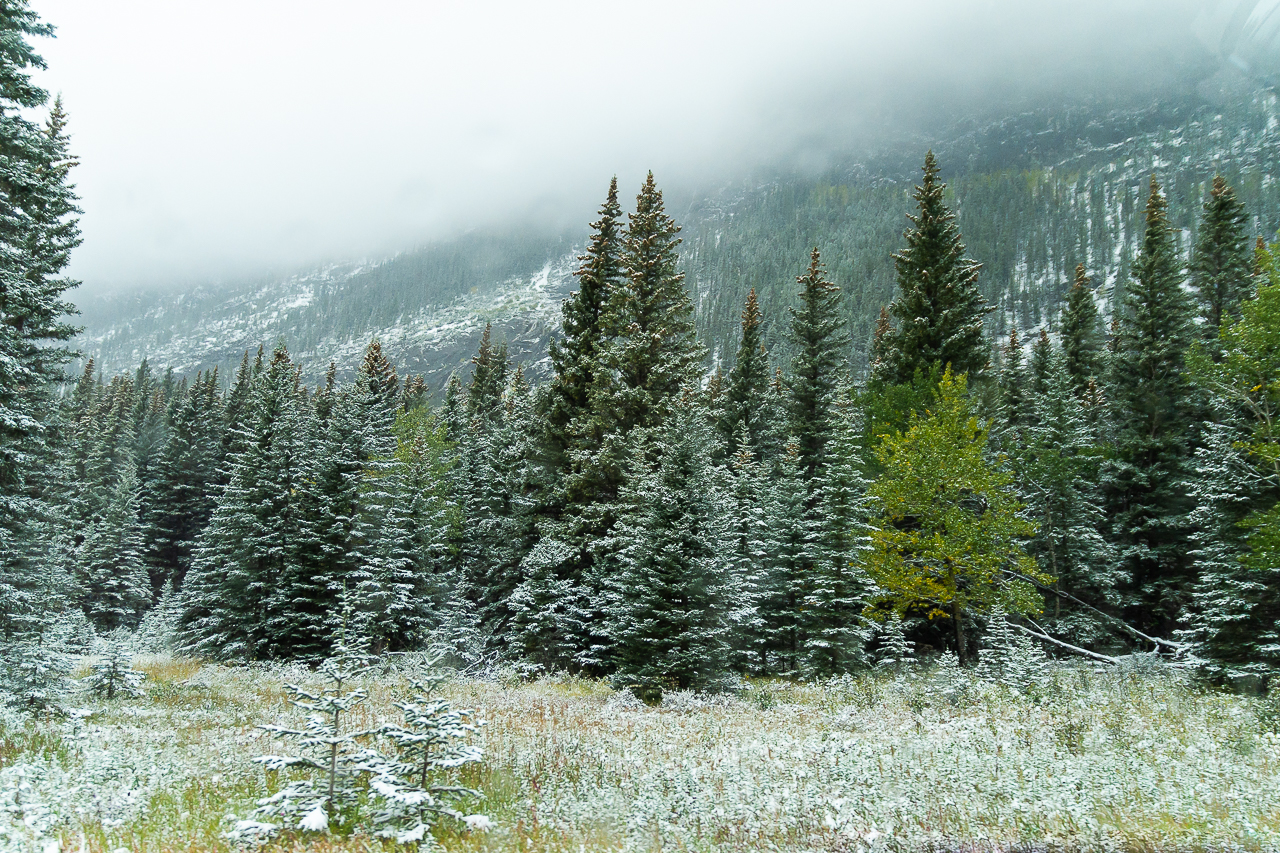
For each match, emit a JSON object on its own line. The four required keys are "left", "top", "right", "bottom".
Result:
{"left": 1191, "top": 175, "right": 1252, "bottom": 334}
{"left": 1060, "top": 264, "right": 1103, "bottom": 397}
{"left": 719, "top": 288, "right": 771, "bottom": 459}
{"left": 540, "top": 173, "right": 701, "bottom": 672}
{"left": 456, "top": 368, "right": 539, "bottom": 646}
{"left": 788, "top": 249, "right": 849, "bottom": 481}
{"left": 1029, "top": 330, "right": 1053, "bottom": 400}
{"left": 1102, "top": 176, "right": 1198, "bottom": 635}
{"left": 874, "top": 151, "right": 991, "bottom": 386}
{"left": 0, "top": 16, "right": 81, "bottom": 523}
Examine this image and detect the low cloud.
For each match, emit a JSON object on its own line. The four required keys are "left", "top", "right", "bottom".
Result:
{"left": 32, "top": 0, "right": 1211, "bottom": 293}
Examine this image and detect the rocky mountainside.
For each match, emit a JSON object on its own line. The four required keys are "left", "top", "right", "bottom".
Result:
{"left": 77, "top": 78, "right": 1280, "bottom": 391}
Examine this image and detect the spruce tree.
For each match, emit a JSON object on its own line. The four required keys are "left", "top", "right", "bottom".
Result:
{"left": 759, "top": 438, "right": 815, "bottom": 676}
{"left": 181, "top": 346, "right": 314, "bottom": 660}
{"left": 593, "top": 171, "right": 701, "bottom": 438}
{"left": 874, "top": 151, "right": 991, "bottom": 386}
{"left": 1102, "top": 176, "right": 1198, "bottom": 635}
{"left": 801, "top": 390, "right": 873, "bottom": 677}
{"left": 78, "top": 467, "right": 150, "bottom": 631}
{"left": 1191, "top": 175, "right": 1252, "bottom": 334}
{"left": 600, "top": 408, "right": 727, "bottom": 692}
{"left": 788, "top": 249, "right": 848, "bottom": 481}
{"left": 144, "top": 371, "right": 220, "bottom": 592}
{"left": 543, "top": 178, "right": 623, "bottom": 474}
{"left": 1183, "top": 240, "right": 1280, "bottom": 673}
{"left": 1020, "top": 349, "right": 1118, "bottom": 645}
{"left": 720, "top": 288, "right": 771, "bottom": 459}
{"left": 995, "top": 328, "right": 1029, "bottom": 439}
{"left": 1060, "top": 264, "right": 1103, "bottom": 397}
{"left": 719, "top": 428, "right": 770, "bottom": 673}
{"left": 466, "top": 323, "right": 508, "bottom": 424}
{"left": 1179, "top": 419, "right": 1270, "bottom": 675}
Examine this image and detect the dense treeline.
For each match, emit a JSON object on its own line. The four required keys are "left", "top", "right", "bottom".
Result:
{"left": 5, "top": 0, "right": 1280, "bottom": 705}
{"left": 15, "top": 150, "right": 1280, "bottom": 702}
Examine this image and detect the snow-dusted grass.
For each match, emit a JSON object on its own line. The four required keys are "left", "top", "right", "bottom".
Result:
{"left": 2, "top": 656, "right": 1278, "bottom": 852}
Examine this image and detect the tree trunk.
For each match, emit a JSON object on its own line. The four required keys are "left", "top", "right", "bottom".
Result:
{"left": 952, "top": 600, "right": 967, "bottom": 665}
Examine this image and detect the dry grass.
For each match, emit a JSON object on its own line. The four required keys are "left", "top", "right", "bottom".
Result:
{"left": 2, "top": 657, "right": 1278, "bottom": 853}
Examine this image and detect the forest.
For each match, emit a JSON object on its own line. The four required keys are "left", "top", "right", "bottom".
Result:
{"left": 23, "top": 150, "right": 1280, "bottom": 690}
{"left": 5, "top": 2, "right": 1280, "bottom": 850}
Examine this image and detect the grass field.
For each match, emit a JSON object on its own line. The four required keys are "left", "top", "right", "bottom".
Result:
{"left": 1, "top": 655, "right": 1277, "bottom": 852}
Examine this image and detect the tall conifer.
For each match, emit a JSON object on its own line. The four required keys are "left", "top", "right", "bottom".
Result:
{"left": 874, "top": 151, "right": 990, "bottom": 386}
{"left": 1103, "top": 176, "right": 1198, "bottom": 634}
{"left": 1191, "top": 175, "right": 1252, "bottom": 333}
{"left": 788, "top": 249, "right": 848, "bottom": 481}
{"left": 720, "top": 288, "right": 771, "bottom": 459}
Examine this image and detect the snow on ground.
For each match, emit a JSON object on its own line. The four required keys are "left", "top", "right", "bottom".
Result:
{"left": 2, "top": 656, "right": 1278, "bottom": 852}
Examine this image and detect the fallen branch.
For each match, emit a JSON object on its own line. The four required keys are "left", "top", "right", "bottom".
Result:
{"left": 1008, "top": 620, "right": 1119, "bottom": 665}
{"left": 1006, "top": 571, "right": 1185, "bottom": 653}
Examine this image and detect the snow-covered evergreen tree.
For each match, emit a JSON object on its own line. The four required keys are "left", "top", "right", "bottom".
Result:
{"left": 1020, "top": 349, "right": 1118, "bottom": 645}
{"left": 874, "top": 615, "right": 916, "bottom": 672}
{"left": 143, "top": 370, "right": 221, "bottom": 593}
{"left": 359, "top": 672, "right": 485, "bottom": 843}
{"left": 788, "top": 248, "right": 848, "bottom": 481}
{"left": 82, "top": 631, "right": 146, "bottom": 700}
{"left": 78, "top": 466, "right": 150, "bottom": 632}
{"left": 976, "top": 607, "right": 1046, "bottom": 691}
{"left": 719, "top": 429, "right": 771, "bottom": 673}
{"left": 759, "top": 438, "right": 815, "bottom": 677}
{"left": 235, "top": 637, "right": 374, "bottom": 838}
{"left": 873, "top": 151, "right": 991, "bottom": 386}
{"left": 180, "top": 345, "right": 315, "bottom": 660}
{"left": 720, "top": 289, "right": 772, "bottom": 460}
{"left": 1191, "top": 175, "right": 1253, "bottom": 335}
{"left": 600, "top": 409, "right": 728, "bottom": 691}
{"left": 1102, "top": 176, "right": 1198, "bottom": 635}
{"left": 801, "top": 391, "right": 874, "bottom": 677}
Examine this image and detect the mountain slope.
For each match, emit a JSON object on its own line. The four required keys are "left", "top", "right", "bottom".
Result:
{"left": 78, "top": 81, "right": 1280, "bottom": 389}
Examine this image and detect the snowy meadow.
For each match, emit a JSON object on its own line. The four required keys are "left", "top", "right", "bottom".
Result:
{"left": 1, "top": 654, "right": 1276, "bottom": 853}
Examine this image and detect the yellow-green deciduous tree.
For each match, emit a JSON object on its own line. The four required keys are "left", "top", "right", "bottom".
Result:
{"left": 866, "top": 370, "right": 1049, "bottom": 664}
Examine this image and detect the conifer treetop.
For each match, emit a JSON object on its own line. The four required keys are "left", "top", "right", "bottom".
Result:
{"left": 875, "top": 151, "right": 991, "bottom": 386}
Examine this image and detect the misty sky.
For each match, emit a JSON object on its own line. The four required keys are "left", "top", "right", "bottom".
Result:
{"left": 32, "top": 0, "right": 1209, "bottom": 294}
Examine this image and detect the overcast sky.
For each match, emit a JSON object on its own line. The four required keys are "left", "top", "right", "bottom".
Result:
{"left": 32, "top": 0, "right": 1209, "bottom": 294}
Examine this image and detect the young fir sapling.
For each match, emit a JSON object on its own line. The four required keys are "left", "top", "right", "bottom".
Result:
{"left": 82, "top": 631, "right": 145, "bottom": 700}
{"left": 358, "top": 671, "right": 485, "bottom": 843}
{"left": 233, "top": 637, "right": 374, "bottom": 838}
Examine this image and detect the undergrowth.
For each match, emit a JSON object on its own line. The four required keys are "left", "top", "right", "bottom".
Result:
{"left": 1, "top": 657, "right": 1277, "bottom": 852}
